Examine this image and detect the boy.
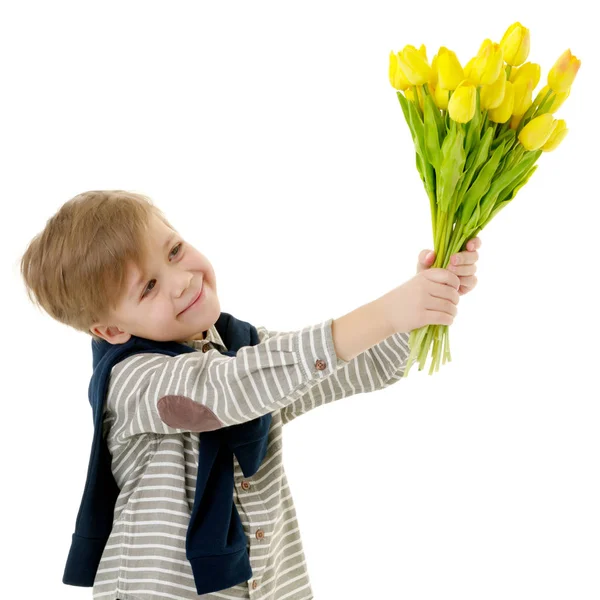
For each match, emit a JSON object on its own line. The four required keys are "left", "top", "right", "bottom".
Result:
{"left": 20, "top": 190, "right": 480, "bottom": 600}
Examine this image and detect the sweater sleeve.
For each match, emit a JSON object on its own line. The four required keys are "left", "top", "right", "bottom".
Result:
{"left": 256, "top": 326, "right": 410, "bottom": 426}
{"left": 104, "top": 318, "right": 349, "bottom": 438}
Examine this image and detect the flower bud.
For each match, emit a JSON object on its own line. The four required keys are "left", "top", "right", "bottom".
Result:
{"left": 389, "top": 51, "right": 411, "bottom": 90}
{"left": 518, "top": 113, "right": 558, "bottom": 151}
{"left": 436, "top": 46, "right": 465, "bottom": 90}
{"left": 448, "top": 79, "right": 477, "bottom": 123}
{"left": 488, "top": 80, "right": 515, "bottom": 123}
{"left": 512, "top": 79, "right": 534, "bottom": 116}
{"left": 533, "top": 84, "right": 571, "bottom": 113}
{"left": 405, "top": 86, "right": 425, "bottom": 112}
{"left": 480, "top": 68, "right": 506, "bottom": 110}
{"left": 433, "top": 84, "right": 450, "bottom": 110}
{"left": 470, "top": 39, "right": 504, "bottom": 86}
{"left": 541, "top": 119, "right": 568, "bottom": 151}
{"left": 509, "top": 114, "right": 522, "bottom": 130}
{"left": 499, "top": 22, "right": 530, "bottom": 66}
{"left": 547, "top": 49, "right": 581, "bottom": 93}
{"left": 430, "top": 53, "right": 439, "bottom": 86}
{"left": 509, "top": 61, "right": 541, "bottom": 89}
{"left": 463, "top": 56, "right": 476, "bottom": 80}
{"left": 397, "top": 44, "right": 432, "bottom": 86}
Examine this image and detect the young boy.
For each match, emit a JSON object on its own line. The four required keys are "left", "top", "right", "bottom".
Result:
{"left": 20, "top": 190, "right": 480, "bottom": 600}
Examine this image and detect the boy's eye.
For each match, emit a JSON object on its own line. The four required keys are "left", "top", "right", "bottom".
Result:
{"left": 141, "top": 242, "right": 183, "bottom": 299}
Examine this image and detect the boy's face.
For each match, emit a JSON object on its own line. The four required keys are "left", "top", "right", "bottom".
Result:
{"left": 90, "top": 215, "right": 220, "bottom": 345}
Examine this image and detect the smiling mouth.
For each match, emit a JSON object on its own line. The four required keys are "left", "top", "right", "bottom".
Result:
{"left": 180, "top": 283, "right": 203, "bottom": 315}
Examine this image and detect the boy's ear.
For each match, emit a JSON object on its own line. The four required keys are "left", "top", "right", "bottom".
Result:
{"left": 90, "top": 324, "right": 132, "bottom": 345}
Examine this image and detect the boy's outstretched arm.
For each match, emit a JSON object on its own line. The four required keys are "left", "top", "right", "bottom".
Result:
{"left": 262, "top": 324, "right": 409, "bottom": 426}
{"left": 261, "top": 294, "right": 410, "bottom": 426}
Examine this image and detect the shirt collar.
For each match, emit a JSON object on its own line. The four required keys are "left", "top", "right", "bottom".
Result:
{"left": 182, "top": 323, "right": 227, "bottom": 351}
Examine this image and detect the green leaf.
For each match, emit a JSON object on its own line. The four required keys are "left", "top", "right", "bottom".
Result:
{"left": 483, "top": 165, "right": 538, "bottom": 226}
{"left": 398, "top": 93, "right": 425, "bottom": 160}
{"left": 456, "top": 127, "right": 494, "bottom": 202}
{"left": 464, "top": 88, "right": 481, "bottom": 158}
{"left": 460, "top": 139, "right": 507, "bottom": 226}
{"left": 491, "top": 128, "right": 516, "bottom": 151}
{"left": 437, "top": 120, "right": 466, "bottom": 213}
{"left": 423, "top": 93, "right": 442, "bottom": 170}
{"left": 487, "top": 149, "right": 542, "bottom": 201}
{"left": 500, "top": 164, "right": 539, "bottom": 204}
{"left": 407, "top": 98, "right": 426, "bottom": 160}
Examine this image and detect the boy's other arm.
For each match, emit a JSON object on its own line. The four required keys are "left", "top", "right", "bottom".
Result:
{"left": 259, "top": 293, "right": 409, "bottom": 426}
{"left": 259, "top": 326, "right": 410, "bottom": 427}
{"left": 104, "top": 292, "right": 402, "bottom": 441}
{"left": 105, "top": 317, "right": 351, "bottom": 440}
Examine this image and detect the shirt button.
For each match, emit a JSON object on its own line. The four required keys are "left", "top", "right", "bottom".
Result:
{"left": 255, "top": 529, "right": 264, "bottom": 540}
{"left": 241, "top": 481, "right": 250, "bottom": 491}
{"left": 252, "top": 580, "right": 258, "bottom": 590}
{"left": 202, "top": 344, "right": 210, "bottom": 353}
{"left": 315, "top": 359, "right": 327, "bottom": 371}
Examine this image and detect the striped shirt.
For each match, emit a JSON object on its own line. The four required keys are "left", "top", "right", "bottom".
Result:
{"left": 92, "top": 317, "right": 410, "bottom": 600}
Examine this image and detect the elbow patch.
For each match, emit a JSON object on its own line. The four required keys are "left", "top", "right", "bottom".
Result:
{"left": 157, "top": 395, "right": 224, "bottom": 432}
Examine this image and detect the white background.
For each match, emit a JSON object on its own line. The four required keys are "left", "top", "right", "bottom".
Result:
{"left": 3, "top": 1, "right": 598, "bottom": 599}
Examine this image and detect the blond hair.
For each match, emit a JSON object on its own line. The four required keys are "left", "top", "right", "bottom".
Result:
{"left": 20, "top": 190, "right": 176, "bottom": 343}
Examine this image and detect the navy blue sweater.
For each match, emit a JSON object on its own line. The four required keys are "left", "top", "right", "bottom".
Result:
{"left": 63, "top": 311, "right": 273, "bottom": 595}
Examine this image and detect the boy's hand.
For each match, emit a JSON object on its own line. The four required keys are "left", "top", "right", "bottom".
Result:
{"left": 417, "top": 237, "right": 481, "bottom": 296}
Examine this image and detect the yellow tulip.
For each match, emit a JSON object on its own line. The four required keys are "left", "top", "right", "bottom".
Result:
{"left": 499, "top": 22, "right": 530, "bottom": 66}
{"left": 418, "top": 44, "right": 428, "bottom": 62}
{"left": 448, "top": 79, "right": 477, "bottom": 123}
{"left": 547, "top": 49, "right": 581, "bottom": 93}
{"left": 434, "top": 84, "right": 450, "bottom": 110}
{"left": 480, "top": 68, "right": 506, "bottom": 110}
{"left": 488, "top": 80, "right": 515, "bottom": 123}
{"left": 397, "top": 44, "right": 432, "bottom": 86}
{"left": 389, "top": 51, "right": 411, "bottom": 90}
{"left": 470, "top": 39, "right": 504, "bottom": 86}
{"left": 518, "top": 113, "right": 558, "bottom": 151}
{"left": 533, "top": 84, "right": 570, "bottom": 113}
{"left": 509, "top": 61, "right": 541, "bottom": 88}
{"left": 464, "top": 56, "right": 476, "bottom": 80}
{"left": 541, "top": 119, "right": 568, "bottom": 151}
{"left": 512, "top": 79, "right": 534, "bottom": 116}
{"left": 436, "top": 46, "right": 465, "bottom": 91}
{"left": 430, "top": 53, "right": 439, "bottom": 86}
{"left": 405, "top": 85, "right": 425, "bottom": 112}
{"left": 509, "top": 114, "right": 522, "bottom": 130}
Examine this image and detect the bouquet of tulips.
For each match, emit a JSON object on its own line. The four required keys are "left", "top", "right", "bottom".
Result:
{"left": 389, "top": 22, "right": 581, "bottom": 377}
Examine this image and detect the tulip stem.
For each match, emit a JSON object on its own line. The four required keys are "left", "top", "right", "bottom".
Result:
{"left": 412, "top": 85, "right": 423, "bottom": 119}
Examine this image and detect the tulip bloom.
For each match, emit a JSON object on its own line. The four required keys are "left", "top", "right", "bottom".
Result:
{"left": 488, "top": 80, "right": 515, "bottom": 123}
{"left": 518, "top": 113, "right": 558, "bottom": 150}
{"left": 436, "top": 47, "right": 465, "bottom": 90}
{"left": 512, "top": 79, "right": 534, "bottom": 116}
{"left": 463, "top": 56, "right": 476, "bottom": 80}
{"left": 533, "top": 84, "right": 571, "bottom": 113}
{"left": 405, "top": 86, "right": 425, "bottom": 112}
{"left": 430, "top": 53, "right": 439, "bottom": 86}
{"left": 470, "top": 39, "right": 504, "bottom": 86}
{"left": 509, "top": 62, "right": 541, "bottom": 89}
{"left": 509, "top": 114, "right": 522, "bottom": 130}
{"left": 480, "top": 69, "right": 506, "bottom": 110}
{"left": 434, "top": 84, "right": 450, "bottom": 110}
{"left": 389, "top": 51, "right": 411, "bottom": 90}
{"left": 541, "top": 119, "right": 568, "bottom": 151}
{"left": 396, "top": 44, "right": 432, "bottom": 86}
{"left": 499, "top": 22, "right": 530, "bottom": 66}
{"left": 448, "top": 79, "right": 477, "bottom": 123}
{"left": 548, "top": 49, "right": 581, "bottom": 93}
